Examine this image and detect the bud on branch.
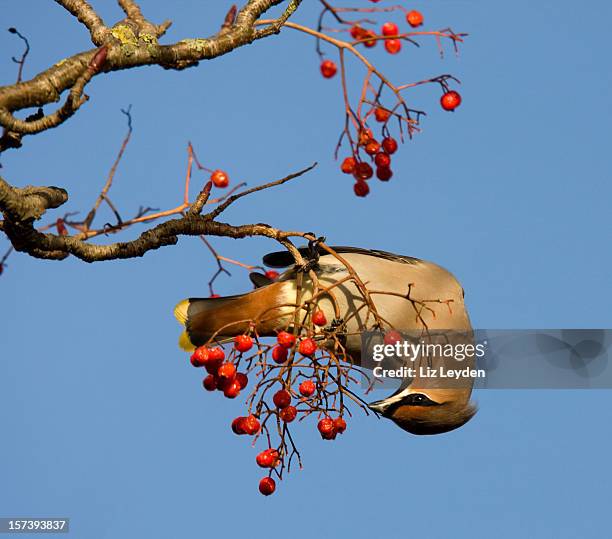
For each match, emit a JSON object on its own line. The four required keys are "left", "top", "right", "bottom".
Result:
{"left": 88, "top": 45, "right": 108, "bottom": 73}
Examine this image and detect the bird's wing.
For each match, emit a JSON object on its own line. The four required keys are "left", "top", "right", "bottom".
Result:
{"left": 249, "top": 272, "right": 275, "bottom": 288}
{"left": 262, "top": 245, "right": 421, "bottom": 268}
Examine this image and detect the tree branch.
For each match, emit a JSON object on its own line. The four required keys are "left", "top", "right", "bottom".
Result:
{"left": 0, "top": 48, "right": 104, "bottom": 135}
{"left": 116, "top": 0, "right": 168, "bottom": 38}
{"left": 0, "top": 177, "right": 68, "bottom": 222}
{"left": 54, "top": 0, "right": 110, "bottom": 45}
{"left": 117, "top": 0, "right": 146, "bottom": 23}
{"left": 0, "top": 163, "right": 315, "bottom": 263}
{"left": 254, "top": 0, "right": 303, "bottom": 39}
{"left": 0, "top": 0, "right": 301, "bottom": 152}
{"left": 208, "top": 162, "right": 317, "bottom": 220}
{"left": 8, "top": 216, "right": 307, "bottom": 263}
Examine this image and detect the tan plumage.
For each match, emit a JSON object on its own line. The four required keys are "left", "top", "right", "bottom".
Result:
{"left": 174, "top": 281, "right": 296, "bottom": 351}
{"left": 174, "top": 246, "right": 477, "bottom": 435}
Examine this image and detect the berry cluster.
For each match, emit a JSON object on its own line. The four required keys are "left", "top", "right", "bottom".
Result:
{"left": 315, "top": 5, "right": 465, "bottom": 196}
{"left": 340, "top": 130, "right": 399, "bottom": 197}
{"left": 317, "top": 416, "right": 347, "bottom": 440}
{"left": 187, "top": 324, "right": 352, "bottom": 496}
{"left": 319, "top": 9, "right": 427, "bottom": 80}
{"left": 192, "top": 344, "right": 249, "bottom": 398}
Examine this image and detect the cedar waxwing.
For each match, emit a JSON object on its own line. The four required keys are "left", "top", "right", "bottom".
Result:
{"left": 367, "top": 363, "right": 477, "bottom": 436}
{"left": 174, "top": 246, "right": 477, "bottom": 435}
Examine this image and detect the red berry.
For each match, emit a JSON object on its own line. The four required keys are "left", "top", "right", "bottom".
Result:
{"left": 317, "top": 417, "right": 335, "bottom": 439}
{"left": 218, "top": 361, "right": 237, "bottom": 380}
{"left": 382, "top": 137, "right": 398, "bottom": 154}
{"left": 341, "top": 156, "right": 357, "bottom": 174}
{"left": 190, "top": 346, "right": 209, "bottom": 367}
{"left": 298, "top": 338, "right": 317, "bottom": 356}
{"left": 202, "top": 374, "right": 217, "bottom": 391}
{"left": 376, "top": 167, "right": 393, "bottom": 181}
{"left": 440, "top": 90, "right": 462, "bottom": 111}
{"left": 312, "top": 310, "right": 327, "bottom": 327}
{"left": 204, "top": 356, "right": 223, "bottom": 375}
{"left": 208, "top": 347, "right": 225, "bottom": 361}
{"left": 256, "top": 451, "right": 271, "bottom": 468}
{"left": 279, "top": 405, "right": 297, "bottom": 423}
{"left": 333, "top": 417, "right": 347, "bottom": 434}
{"left": 354, "top": 162, "right": 373, "bottom": 180}
{"left": 406, "top": 10, "right": 424, "bottom": 28}
{"left": 216, "top": 376, "right": 229, "bottom": 391}
{"left": 234, "top": 335, "right": 253, "bottom": 353}
{"left": 265, "top": 270, "right": 279, "bottom": 280}
{"left": 256, "top": 449, "right": 279, "bottom": 468}
{"left": 350, "top": 25, "right": 365, "bottom": 40}
{"left": 211, "top": 170, "right": 229, "bottom": 188}
{"left": 203, "top": 347, "right": 224, "bottom": 374}
{"left": 358, "top": 128, "right": 374, "bottom": 146}
{"left": 272, "top": 345, "right": 288, "bottom": 364}
{"left": 381, "top": 22, "right": 399, "bottom": 36}
{"left": 277, "top": 331, "right": 296, "bottom": 349}
{"left": 365, "top": 140, "right": 380, "bottom": 155}
{"left": 384, "top": 330, "right": 403, "bottom": 345}
{"left": 353, "top": 181, "right": 370, "bottom": 197}
{"left": 236, "top": 372, "right": 248, "bottom": 389}
{"left": 384, "top": 39, "right": 402, "bottom": 54}
{"left": 259, "top": 477, "right": 276, "bottom": 496}
{"left": 362, "top": 30, "right": 377, "bottom": 48}
{"left": 320, "top": 59, "right": 337, "bottom": 79}
{"left": 223, "top": 379, "right": 241, "bottom": 399}
{"left": 273, "top": 389, "right": 291, "bottom": 409}
{"left": 231, "top": 417, "right": 246, "bottom": 435}
{"left": 210, "top": 293, "right": 221, "bottom": 298}
{"left": 299, "top": 380, "right": 316, "bottom": 397}
{"left": 243, "top": 414, "right": 261, "bottom": 435}
{"left": 374, "top": 107, "right": 391, "bottom": 123}
{"left": 374, "top": 152, "right": 391, "bottom": 168}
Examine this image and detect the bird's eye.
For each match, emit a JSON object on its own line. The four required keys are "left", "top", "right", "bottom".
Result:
{"left": 405, "top": 393, "right": 438, "bottom": 406}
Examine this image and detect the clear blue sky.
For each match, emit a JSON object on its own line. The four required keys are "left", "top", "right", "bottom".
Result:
{"left": 1, "top": 1, "right": 611, "bottom": 538}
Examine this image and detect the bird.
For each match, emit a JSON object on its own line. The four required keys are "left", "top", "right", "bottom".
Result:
{"left": 174, "top": 245, "right": 477, "bottom": 435}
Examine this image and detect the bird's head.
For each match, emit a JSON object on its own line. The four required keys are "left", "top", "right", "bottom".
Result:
{"left": 368, "top": 386, "right": 477, "bottom": 435}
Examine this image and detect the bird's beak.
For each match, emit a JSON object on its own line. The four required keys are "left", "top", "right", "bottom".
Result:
{"left": 368, "top": 399, "right": 389, "bottom": 415}
{"left": 369, "top": 383, "right": 411, "bottom": 415}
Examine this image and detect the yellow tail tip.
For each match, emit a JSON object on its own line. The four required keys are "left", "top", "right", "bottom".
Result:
{"left": 174, "top": 299, "right": 189, "bottom": 325}
{"left": 178, "top": 330, "right": 195, "bottom": 352}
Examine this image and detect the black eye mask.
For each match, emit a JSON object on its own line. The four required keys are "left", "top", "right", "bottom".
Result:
{"left": 382, "top": 393, "right": 441, "bottom": 417}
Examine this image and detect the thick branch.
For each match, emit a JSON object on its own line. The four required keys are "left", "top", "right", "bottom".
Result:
{"left": 117, "top": 0, "right": 146, "bottom": 23}
{"left": 117, "top": 0, "right": 166, "bottom": 37}
{"left": 0, "top": 50, "right": 102, "bottom": 136}
{"left": 0, "top": 177, "right": 68, "bottom": 222}
{"left": 0, "top": 162, "right": 315, "bottom": 263}
{"left": 54, "top": 0, "right": 110, "bottom": 45}
{"left": 0, "top": 0, "right": 299, "bottom": 150}
{"left": 9, "top": 216, "right": 307, "bottom": 263}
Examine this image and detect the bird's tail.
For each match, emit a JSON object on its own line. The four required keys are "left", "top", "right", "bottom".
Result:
{"left": 174, "top": 281, "right": 295, "bottom": 351}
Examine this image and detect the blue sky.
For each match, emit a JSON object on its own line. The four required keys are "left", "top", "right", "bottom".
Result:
{"left": 1, "top": 1, "right": 611, "bottom": 538}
